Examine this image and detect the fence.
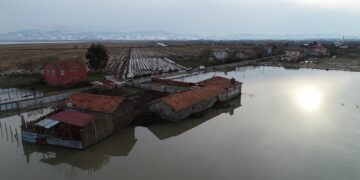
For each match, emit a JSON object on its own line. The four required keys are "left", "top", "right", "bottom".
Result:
{"left": 0, "top": 89, "right": 43, "bottom": 104}
{"left": 0, "top": 102, "right": 18, "bottom": 112}
{"left": 0, "top": 87, "right": 91, "bottom": 112}
{"left": 151, "top": 78, "right": 195, "bottom": 87}
{"left": 0, "top": 94, "right": 64, "bottom": 112}
{"left": 130, "top": 77, "right": 152, "bottom": 84}
{"left": 0, "top": 103, "right": 57, "bottom": 119}
{"left": 17, "top": 91, "right": 73, "bottom": 109}
{"left": 0, "top": 88, "right": 17, "bottom": 94}
{"left": 126, "top": 82, "right": 179, "bottom": 94}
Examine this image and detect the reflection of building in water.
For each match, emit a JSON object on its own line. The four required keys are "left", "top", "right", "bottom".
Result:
{"left": 22, "top": 127, "right": 137, "bottom": 174}
{"left": 148, "top": 96, "right": 241, "bottom": 140}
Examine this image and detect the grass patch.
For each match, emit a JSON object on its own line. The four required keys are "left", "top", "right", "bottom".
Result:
{"left": 0, "top": 73, "right": 104, "bottom": 93}
{"left": 0, "top": 74, "right": 58, "bottom": 93}
{"left": 0, "top": 74, "right": 43, "bottom": 89}
{"left": 87, "top": 73, "right": 105, "bottom": 82}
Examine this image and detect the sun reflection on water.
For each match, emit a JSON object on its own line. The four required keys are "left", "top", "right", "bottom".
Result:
{"left": 295, "top": 87, "right": 322, "bottom": 112}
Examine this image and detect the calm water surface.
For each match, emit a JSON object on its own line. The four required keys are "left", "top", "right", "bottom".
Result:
{"left": 0, "top": 66, "right": 359, "bottom": 180}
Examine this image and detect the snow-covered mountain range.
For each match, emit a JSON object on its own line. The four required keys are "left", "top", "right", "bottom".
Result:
{"left": 0, "top": 30, "right": 358, "bottom": 42}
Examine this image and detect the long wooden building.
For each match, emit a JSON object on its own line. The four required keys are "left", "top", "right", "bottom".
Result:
{"left": 149, "top": 76, "right": 242, "bottom": 122}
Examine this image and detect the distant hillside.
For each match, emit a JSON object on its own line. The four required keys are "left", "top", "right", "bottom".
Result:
{"left": 0, "top": 30, "right": 201, "bottom": 41}
{"left": 0, "top": 30, "right": 358, "bottom": 41}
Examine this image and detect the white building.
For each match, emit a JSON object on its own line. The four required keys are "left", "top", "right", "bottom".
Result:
{"left": 213, "top": 51, "right": 228, "bottom": 60}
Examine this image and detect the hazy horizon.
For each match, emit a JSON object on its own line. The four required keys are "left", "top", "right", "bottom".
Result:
{"left": 1, "top": 0, "right": 360, "bottom": 36}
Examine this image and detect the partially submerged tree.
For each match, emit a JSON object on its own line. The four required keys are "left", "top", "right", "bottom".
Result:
{"left": 86, "top": 44, "right": 108, "bottom": 70}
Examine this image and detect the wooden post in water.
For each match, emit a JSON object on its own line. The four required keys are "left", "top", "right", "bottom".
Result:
{"left": 10, "top": 127, "right": 13, "bottom": 144}
{"left": 15, "top": 128, "right": 18, "bottom": 140}
{"left": 15, "top": 128, "right": 19, "bottom": 147}
{"left": 0, "top": 122, "right": 3, "bottom": 138}
{"left": 20, "top": 115, "right": 26, "bottom": 130}
{"left": 15, "top": 90, "right": 19, "bottom": 101}
{"left": 5, "top": 123, "right": 8, "bottom": 142}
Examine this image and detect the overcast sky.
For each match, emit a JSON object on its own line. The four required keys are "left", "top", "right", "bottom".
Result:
{"left": 1, "top": 0, "right": 359, "bottom": 35}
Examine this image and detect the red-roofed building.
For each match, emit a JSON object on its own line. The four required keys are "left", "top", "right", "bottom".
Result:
{"left": 64, "top": 93, "right": 134, "bottom": 129}
{"left": 43, "top": 60, "right": 87, "bottom": 86}
{"left": 64, "top": 93, "right": 125, "bottom": 113}
{"left": 21, "top": 109, "right": 103, "bottom": 149}
{"left": 49, "top": 110, "right": 94, "bottom": 127}
{"left": 306, "top": 44, "right": 329, "bottom": 57}
{"left": 282, "top": 51, "right": 302, "bottom": 62}
{"left": 149, "top": 76, "right": 242, "bottom": 122}
{"left": 21, "top": 93, "right": 135, "bottom": 149}
{"left": 264, "top": 45, "right": 273, "bottom": 54}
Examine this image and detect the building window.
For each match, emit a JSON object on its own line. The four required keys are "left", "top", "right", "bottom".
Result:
{"left": 51, "top": 70, "right": 55, "bottom": 77}
{"left": 60, "top": 69, "right": 65, "bottom": 76}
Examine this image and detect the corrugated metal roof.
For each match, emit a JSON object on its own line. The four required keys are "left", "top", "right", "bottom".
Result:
{"left": 64, "top": 93, "right": 125, "bottom": 113}
{"left": 36, "top": 118, "right": 60, "bottom": 129}
{"left": 161, "top": 76, "right": 241, "bottom": 112}
{"left": 49, "top": 110, "right": 94, "bottom": 127}
{"left": 44, "top": 120, "right": 60, "bottom": 129}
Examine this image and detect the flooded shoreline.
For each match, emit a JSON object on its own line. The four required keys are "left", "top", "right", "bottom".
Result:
{"left": 0, "top": 66, "right": 360, "bottom": 180}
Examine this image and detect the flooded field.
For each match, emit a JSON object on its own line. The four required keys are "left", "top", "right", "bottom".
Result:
{"left": 0, "top": 66, "right": 359, "bottom": 180}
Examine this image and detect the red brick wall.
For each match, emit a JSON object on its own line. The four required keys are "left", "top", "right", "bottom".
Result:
{"left": 43, "top": 64, "right": 87, "bottom": 86}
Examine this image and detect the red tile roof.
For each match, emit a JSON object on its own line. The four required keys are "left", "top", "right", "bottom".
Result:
{"left": 199, "top": 76, "right": 242, "bottom": 89}
{"left": 49, "top": 110, "right": 94, "bottom": 127}
{"left": 47, "top": 60, "right": 85, "bottom": 70}
{"left": 161, "top": 76, "right": 241, "bottom": 112}
{"left": 64, "top": 93, "right": 125, "bottom": 113}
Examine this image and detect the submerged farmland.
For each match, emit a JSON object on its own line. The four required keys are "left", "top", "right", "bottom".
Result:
{"left": 106, "top": 48, "right": 187, "bottom": 79}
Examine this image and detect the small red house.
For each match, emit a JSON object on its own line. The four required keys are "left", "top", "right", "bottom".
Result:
{"left": 306, "top": 44, "right": 328, "bottom": 57}
{"left": 43, "top": 60, "right": 87, "bottom": 86}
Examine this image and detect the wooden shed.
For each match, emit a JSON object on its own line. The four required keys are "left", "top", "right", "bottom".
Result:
{"left": 21, "top": 110, "right": 113, "bottom": 149}
{"left": 21, "top": 93, "right": 135, "bottom": 149}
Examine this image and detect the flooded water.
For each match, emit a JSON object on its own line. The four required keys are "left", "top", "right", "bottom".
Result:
{"left": 0, "top": 66, "right": 359, "bottom": 180}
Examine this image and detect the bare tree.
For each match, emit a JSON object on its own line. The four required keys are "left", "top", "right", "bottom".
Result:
{"left": 18, "top": 60, "right": 36, "bottom": 74}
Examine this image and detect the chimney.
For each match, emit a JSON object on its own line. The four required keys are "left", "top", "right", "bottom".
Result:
{"left": 231, "top": 78, "right": 236, "bottom": 84}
